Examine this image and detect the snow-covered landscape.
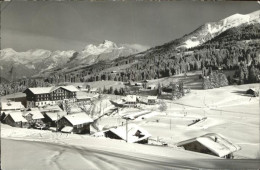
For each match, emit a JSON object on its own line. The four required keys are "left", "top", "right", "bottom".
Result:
{"left": 1, "top": 83, "right": 259, "bottom": 169}
{"left": 1, "top": 1, "right": 260, "bottom": 170}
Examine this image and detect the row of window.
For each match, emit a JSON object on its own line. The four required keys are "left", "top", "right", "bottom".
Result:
{"left": 36, "top": 93, "right": 76, "bottom": 98}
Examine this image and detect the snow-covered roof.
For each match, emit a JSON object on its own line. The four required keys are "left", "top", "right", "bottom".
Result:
{"left": 61, "top": 85, "right": 79, "bottom": 92}
{"left": 30, "top": 108, "right": 40, "bottom": 111}
{"left": 124, "top": 95, "right": 137, "bottom": 102}
{"left": 76, "top": 96, "right": 92, "bottom": 100}
{"left": 27, "top": 87, "right": 53, "bottom": 94}
{"left": 5, "top": 112, "right": 28, "bottom": 122}
{"left": 64, "top": 113, "right": 93, "bottom": 126}
{"left": 23, "top": 110, "right": 44, "bottom": 120}
{"left": 196, "top": 136, "right": 239, "bottom": 157}
{"left": 25, "top": 85, "right": 79, "bottom": 95}
{"left": 61, "top": 126, "right": 73, "bottom": 133}
{"left": 90, "top": 88, "right": 98, "bottom": 92}
{"left": 147, "top": 96, "right": 157, "bottom": 100}
{"left": 177, "top": 133, "right": 241, "bottom": 157}
{"left": 70, "top": 107, "right": 82, "bottom": 113}
{"left": 83, "top": 105, "right": 92, "bottom": 110}
{"left": 45, "top": 111, "right": 67, "bottom": 121}
{"left": 40, "top": 105, "right": 62, "bottom": 112}
{"left": 1, "top": 101, "right": 25, "bottom": 111}
{"left": 76, "top": 92, "right": 99, "bottom": 100}
{"left": 107, "top": 124, "right": 151, "bottom": 143}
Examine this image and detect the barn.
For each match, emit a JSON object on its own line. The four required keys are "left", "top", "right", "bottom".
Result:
{"left": 177, "top": 133, "right": 241, "bottom": 159}
{"left": 4, "top": 112, "right": 29, "bottom": 128}
{"left": 104, "top": 124, "right": 151, "bottom": 144}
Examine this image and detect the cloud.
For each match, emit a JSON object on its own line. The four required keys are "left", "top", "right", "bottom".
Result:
{"left": 122, "top": 43, "right": 150, "bottom": 52}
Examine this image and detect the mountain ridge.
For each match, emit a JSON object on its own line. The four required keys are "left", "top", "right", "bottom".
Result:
{"left": 0, "top": 40, "right": 142, "bottom": 81}
{"left": 1, "top": 10, "right": 259, "bottom": 82}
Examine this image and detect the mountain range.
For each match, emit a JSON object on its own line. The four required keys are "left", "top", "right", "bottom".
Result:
{"left": 1, "top": 10, "right": 259, "bottom": 82}
{"left": 0, "top": 40, "right": 141, "bottom": 81}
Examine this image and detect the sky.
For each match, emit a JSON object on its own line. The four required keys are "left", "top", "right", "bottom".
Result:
{"left": 1, "top": 1, "right": 259, "bottom": 52}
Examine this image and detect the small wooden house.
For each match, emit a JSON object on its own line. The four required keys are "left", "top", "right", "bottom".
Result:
{"left": 103, "top": 124, "right": 151, "bottom": 144}
{"left": 43, "top": 111, "right": 67, "bottom": 127}
{"left": 147, "top": 96, "right": 157, "bottom": 105}
{"left": 23, "top": 110, "right": 44, "bottom": 124}
{"left": 57, "top": 113, "right": 93, "bottom": 134}
{"left": 4, "top": 112, "right": 29, "bottom": 128}
{"left": 177, "top": 133, "right": 241, "bottom": 159}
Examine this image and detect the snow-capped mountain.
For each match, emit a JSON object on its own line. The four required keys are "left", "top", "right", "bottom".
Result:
{"left": 61, "top": 40, "right": 140, "bottom": 68}
{"left": 0, "top": 40, "right": 141, "bottom": 80}
{"left": 176, "top": 10, "right": 260, "bottom": 49}
{"left": 0, "top": 48, "right": 76, "bottom": 80}
{"left": 83, "top": 40, "right": 120, "bottom": 56}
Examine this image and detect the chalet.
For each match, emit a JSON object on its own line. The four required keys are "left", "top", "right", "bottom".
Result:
{"left": 147, "top": 96, "right": 157, "bottom": 105}
{"left": 76, "top": 96, "right": 93, "bottom": 102}
{"left": 57, "top": 113, "right": 93, "bottom": 134}
{"left": 123, "top": 95, "right": 137, "bottom": 107}
{"left": 1, "top": 101, "right": 25, "bottom": 111}
{"left": 147, "top": 84, "right": 157, "bottom": 90}
{"left": 246, "top": 88, "right": 259, "bottom": 97}
{"left": 23, "top": 109, "right": 44, "bottom": 124}
{"left": 43, "top": 111, "right": 67, "bottom": 127}
{"left": 89, "top": 88, "right": 98, "bottom": 94}
{"left": 177, "top": 133, "right": 241, "bottom": 159}
{"left": 23, "top": 85, "right": 79, "bottom": 108}
{"left": 103, "top": 124, "right": 151, "bottom": 144}
{"left": 76, "top": 92, "right": 98, "bottom": 102}
{"left": 4, "top": 112, "right": 29, "bottom": 128}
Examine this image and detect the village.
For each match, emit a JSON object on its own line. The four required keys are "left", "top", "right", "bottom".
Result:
{"left": 1, "top": 76, "right": 259, "bottom": 161}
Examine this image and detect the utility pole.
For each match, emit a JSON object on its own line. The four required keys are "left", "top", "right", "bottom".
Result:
{"left": 56, "top": 113, "right": 60, "bottom": 132}
{"left": 126, "top": 118, "right": 128, "bottom": 143}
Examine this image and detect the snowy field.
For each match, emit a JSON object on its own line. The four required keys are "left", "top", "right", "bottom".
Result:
{"left": 1, "top": 83, "right": 260, "bottom": 169}
{"left": 2, "top": 125, "right": 259, "bottom": 170}
{"left": 98, "top": 83, "right": 259, "bottom": 159}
